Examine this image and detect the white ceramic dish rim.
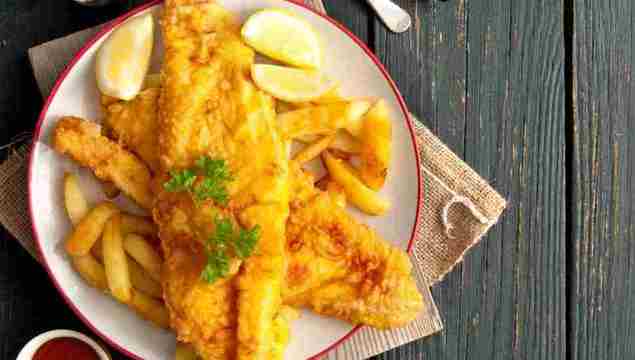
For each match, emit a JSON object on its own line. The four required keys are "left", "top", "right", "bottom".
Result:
{"left": 27, "top": 1, "right": 423, "bottom": 359}
{"left": 16, "top": 329, "right": 111, "bottom": 360}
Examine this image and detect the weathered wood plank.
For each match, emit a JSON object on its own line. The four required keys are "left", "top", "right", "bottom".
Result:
{"left": 459, "top": 0, "right": 514, "bottom": 358}
{"left": 425, "top": 2, "right": 469, "bottom": 360}
{"left": 374, "top": 1, "right": 468, "bottom": 359}
{"left": 573, "top": 0, "right": 635, "bottom": 359}
{"left": 323, "top": 0, "right": 370, "bottom": 44}
{"left": 502, "top": 1, "right": 567, "bottom": 359}
{"left": 372, "top": 0, "right": 566, "bottom": 359}
{"left": 373, "top": 0, "right": 435, "bottom": 131}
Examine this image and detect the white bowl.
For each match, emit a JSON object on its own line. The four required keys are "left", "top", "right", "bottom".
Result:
{"left": 17, "top": 329, "right": 110, "bottom": 360}
{"left": 28, "top": 1, "right": 422, "bottom": 359}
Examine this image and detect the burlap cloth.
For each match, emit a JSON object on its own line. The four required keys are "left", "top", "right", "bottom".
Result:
{"left": 0, "top": 1, "right": 506, "bottom": 358}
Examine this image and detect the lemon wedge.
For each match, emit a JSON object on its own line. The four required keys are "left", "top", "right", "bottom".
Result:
{"left": 96, "top": 13, "right": 154, "bottom": 100}
{"left": 242, "top": 9, "right": 323, "bottom": 69}
{"left": 251, "top": 64, "right": 336, "bottom": 103}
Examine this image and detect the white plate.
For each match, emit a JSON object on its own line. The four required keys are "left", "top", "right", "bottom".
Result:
{"left": 28, "top": 1, "right": 422, "bottom": 359}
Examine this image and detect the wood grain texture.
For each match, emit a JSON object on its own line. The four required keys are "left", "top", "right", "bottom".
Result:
{"left": 0, "top": 0, "right": 574, "bottom": 360}
{"left": 371, "top": 0, "right": 566, "bottom": 359}
{"left": 324, "top": 0, "right": 370, "bottom": 42}
{"left": 573, "top": 0, "right": 635, "bottom": 359}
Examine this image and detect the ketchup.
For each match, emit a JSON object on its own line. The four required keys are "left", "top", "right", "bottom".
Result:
{"left": 32, "top": 337, "right": 99, "bottom": 360}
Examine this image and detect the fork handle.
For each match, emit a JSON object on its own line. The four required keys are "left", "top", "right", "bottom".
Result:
{"left": 365, "top": 0, "right": 412, "bottom": 33}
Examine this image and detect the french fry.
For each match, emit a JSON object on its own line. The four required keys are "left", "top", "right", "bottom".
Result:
{"left": 65, "top": 202, "right": 120, "bottom": 256}
{"left": 316, "top": 176, "right": 347, "bottom": 208}
{"left": 326, "top": 180, "right": 347, "bottom": 208}
{"left": 102, "top": 214, "right": 132, "bottom": 303}
{"left": 121, "top": 214, "right": 157, "bottom": 236}
{"left": 91, "top": 238, "right": 104, "bottom": 261}
{"left": 278, "top": 100, "right": 371, "bottom": 139}
{"left": 123, "top": 233, "right": 162, "bottom": 282}
{"left": 322, "top": 151, "right": 390, "bottom": 215}
{"left": 328, "top": 148, "right": 354, "bottom": 161}
{"left": 276, "top": 100, "right": 296, "bottom": 114}
{"left": 128, "top": 257, "right": 163, "bottom": 299}
{"left": 71, "top": 254, "right": 108, "bottom": 291}
{"left": 292, "top": 135, "right": 335, "bottom": 165}
{"left": 100, "top": 180, "right": 121, "bottom": 199}
{"left": 312, "top": 85, "right": 343, "bottom": 104}
{"left": 342, "top": 105, "right": 369, "bottom": 137}
{"left": 359, "top": 100, "right": 392, "bottom": 190}
{"left": 143, "top": 73, "right": 161, "bottom": 89}
{"left": 296, "top": 130, "right": 361, "bottom": 154}
{"left": 286, "top": 101, "right": 313, "bottom": 110}
{"left": 63, "top": 173, "right": 89, "bottom": 226}
{"left": 129, "top": 289, "right": 169, "bottom": 328}
{"left": 315, "top": 174, "right": 330, "bottom": 190}
{"left": 290, "top": 85, "right": 343, "bottom": 109}
{"left": 175, "top": 343, "right": 199, "bottom": 360}
{"left": 93, "top": 239, "right": 161, "bottom": 299}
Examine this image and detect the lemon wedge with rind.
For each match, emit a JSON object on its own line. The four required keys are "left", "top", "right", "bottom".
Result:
{"left": 252, "top": 64, "right": 337, "bottom": 103}
{"left": 242, "top": 9, "right": 323, "bottom": 69}
{"left": 96, "top": 13, "right": 154, "bottom": 100}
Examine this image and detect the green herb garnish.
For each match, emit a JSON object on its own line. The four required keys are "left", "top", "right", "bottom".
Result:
{"left": 196, "top": 157, "right": 233, "bottom": 181}
{"left": 234, "top": 226, "right": 261, "bottom": 259}
{"left": 201, "top": 216, "right": 261, "bottom": 283}
{"left": 201, "top": 249, "right": 230, "bottom": 283}
{"left": 163, "top": 156, "right": 233, "bottom": 206}
{"left": 164, "top": 169, "right": 196, "bottom": 192}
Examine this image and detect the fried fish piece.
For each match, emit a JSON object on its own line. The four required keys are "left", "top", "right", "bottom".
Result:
{"left": 158, "top": 1, "right": 289, "bottom": 359}
{"left": 102, "top": 87, "right": 161, "bottom": 172}
{"left": 159, "top": 0, "right": 255, "bottom": 171}
{"left": 52, "top": 116, "right": 153, "bottom": 210}
{"left": 285, "top": 167, "right": 423, "bottom": 328}
{"left": 173, "top": 306, "right": 297, "bottom": 360}
{"left": 154, "top": 190, "right": 238, "bottom": 359}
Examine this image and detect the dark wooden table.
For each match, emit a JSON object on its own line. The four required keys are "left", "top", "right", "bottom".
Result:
{"left": 0, "top": 0, "right": 632, "bottom": 359}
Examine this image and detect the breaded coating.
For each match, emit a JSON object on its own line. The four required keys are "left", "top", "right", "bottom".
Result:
{"left": 102, "top": 87, "right": 161, "bottom": 172}
{"left": 52, "top": 116, "right": 153, "bottom": 210}
{"left": 157, "top": 1, "right": 289, "bottom": 359}
{"left": 285, "top": 169, "right": 423, "bottom": 328}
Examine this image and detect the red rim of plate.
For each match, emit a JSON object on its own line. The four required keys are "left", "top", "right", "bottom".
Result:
{"left": 27, "top": 1, "right": 423, "bottom": 359}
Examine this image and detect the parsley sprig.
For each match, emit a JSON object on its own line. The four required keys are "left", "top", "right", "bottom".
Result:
{"left": 201, "top": 216, "right": 261, "bottom": 283}
{"left": 163, "top": 157, "right": 259, "bottom": 283}
{"left": 164, "top": 156, "right": 233, "bottom": 206}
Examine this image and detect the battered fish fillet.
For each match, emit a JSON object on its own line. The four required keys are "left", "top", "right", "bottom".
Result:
{"left": 153, "top": 189, "right": 238, "bottom": 359}
{"left": 284, "top": 167, "right": 424, "bottom": 329}
{"left": 101, "top": 88, "right": 161, "bottom": 172}
{"left": 51, "top": 116, "right": 153, "bottom": 210}
{"left": 99, "top": 90, "right": 424, "bottom": 329}
{"left": 158, "top": 1, "right": 289, "bottom": 359}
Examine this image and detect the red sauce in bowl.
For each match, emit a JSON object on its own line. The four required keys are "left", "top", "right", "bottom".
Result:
{"left": 32, "top": 337, "right": 99, "bottom": 360}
